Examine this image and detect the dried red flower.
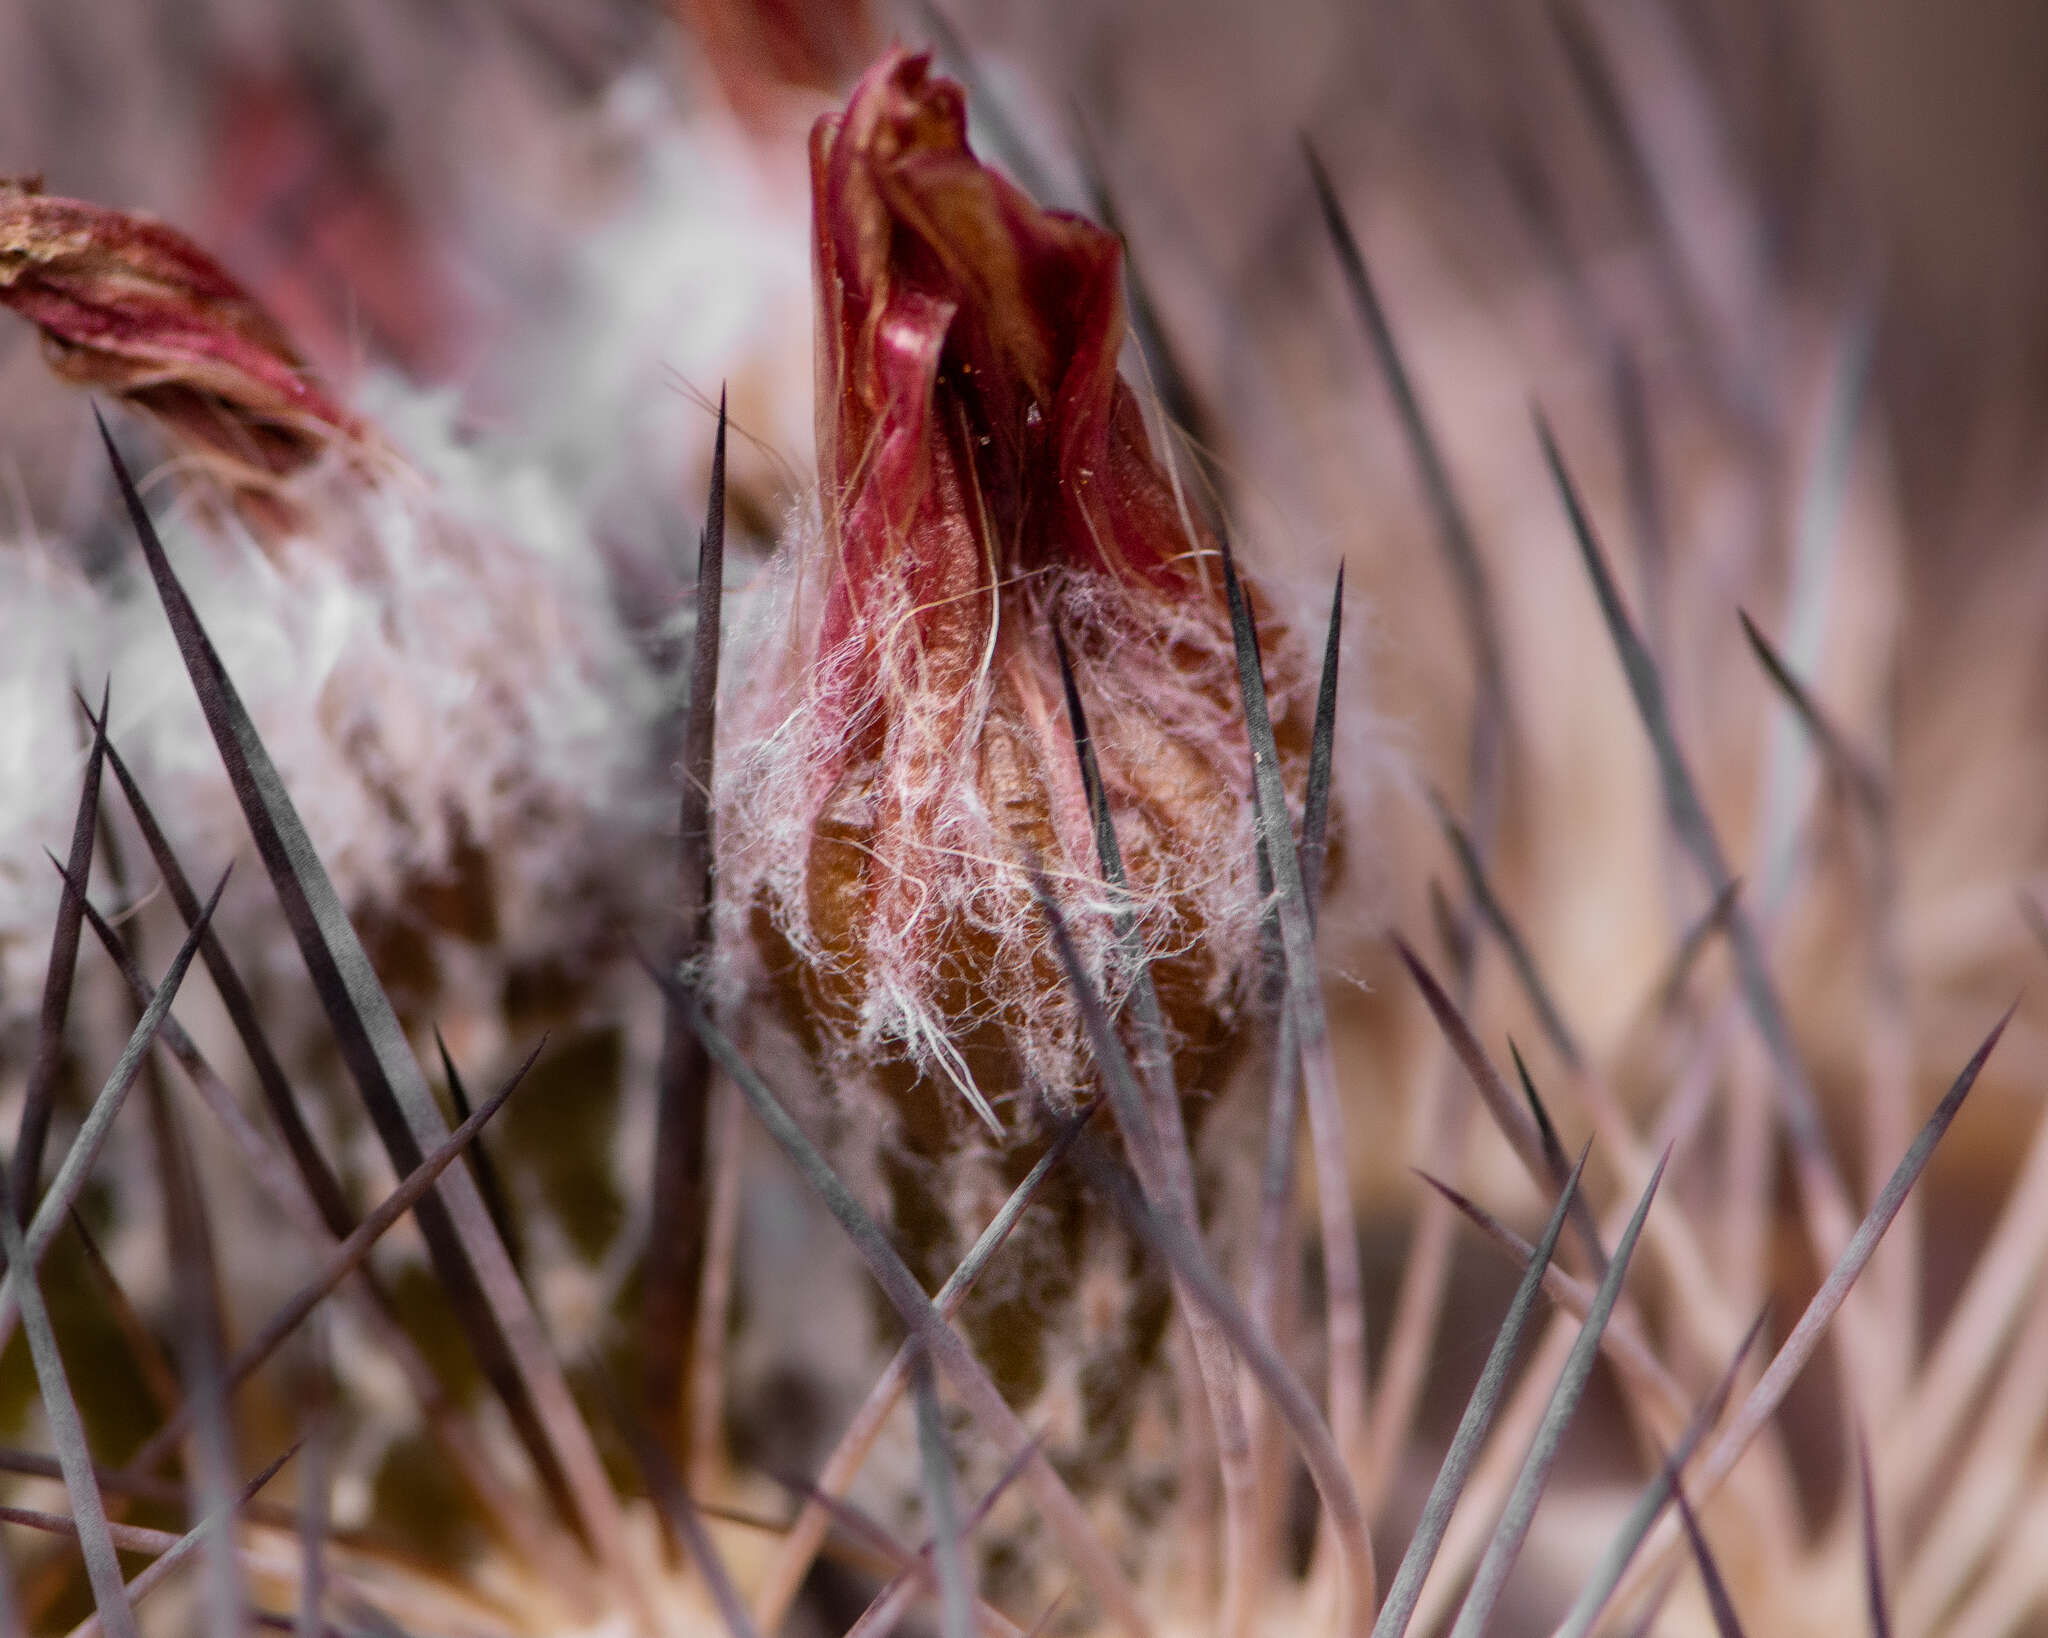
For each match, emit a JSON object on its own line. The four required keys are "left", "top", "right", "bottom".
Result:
{"left": 0, "top": 177, "right": 360, "bottom": 516}
{"left": 723, "top": 49, "right": 1320, "bottom": 1133}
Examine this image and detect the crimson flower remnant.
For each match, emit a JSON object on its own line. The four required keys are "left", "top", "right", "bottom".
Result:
{"left": 717, "top": 48, "right": 1330, "bottom": 1592}
{"left": 0, "top": 176, "right": 365, "bottom": 534}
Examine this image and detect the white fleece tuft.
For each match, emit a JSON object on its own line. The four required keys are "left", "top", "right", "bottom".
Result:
{"left": 0, "top": 383, "right": 675, "bottom": 1039}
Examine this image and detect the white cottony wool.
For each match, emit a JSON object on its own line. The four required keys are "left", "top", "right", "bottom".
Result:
{"left": 0, "top": 389, "right": 676, "bottom": 1044}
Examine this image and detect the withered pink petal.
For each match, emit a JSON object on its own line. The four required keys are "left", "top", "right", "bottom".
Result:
{"left": 0, "top": 180, "right": 360, "bottom": 484}
{"left": 810, "top": 47, "right": 1199, "bottom": 634}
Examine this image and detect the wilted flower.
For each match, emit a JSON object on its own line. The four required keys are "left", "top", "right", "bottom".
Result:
{"left": 0, "top": 176, "right": 364, "bottom": 526}
{"left": 723, "top": 49, "right": 1321, "bottom": 1129}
